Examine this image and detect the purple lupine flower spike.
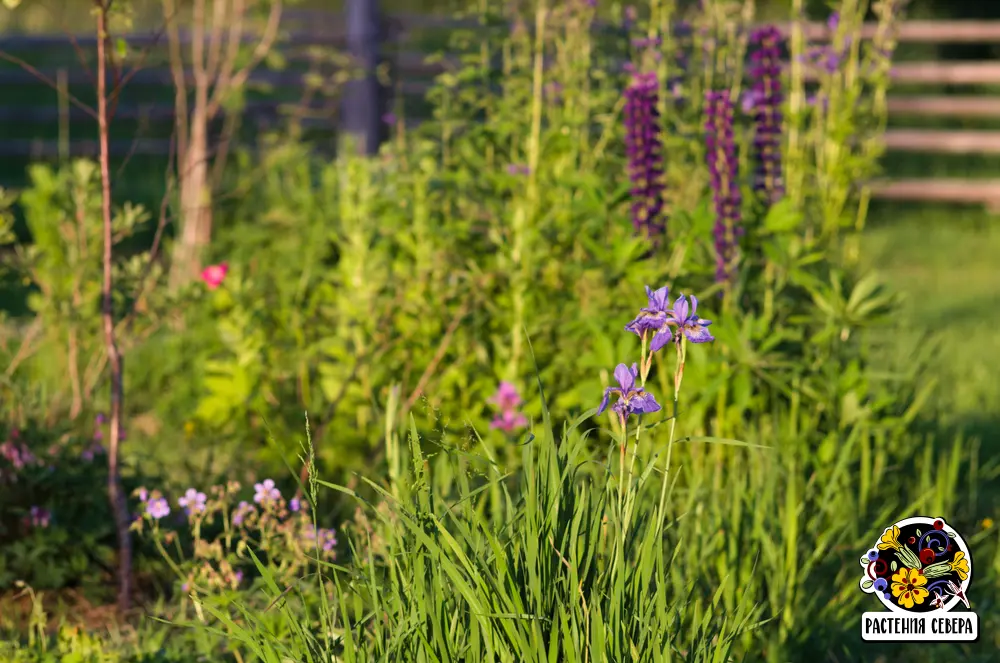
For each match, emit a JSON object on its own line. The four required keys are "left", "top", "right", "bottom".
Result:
{"left": 597, "top": 363, "right": 661, "bottom": 421}
{"left": 747, "top": 26, "right": 785, "bottom": 204}
{"left": 704, "top": 90, "right": 742, "bottom": 286}
{"left": 624, "top": 71, "right": 667, "bottom": 239}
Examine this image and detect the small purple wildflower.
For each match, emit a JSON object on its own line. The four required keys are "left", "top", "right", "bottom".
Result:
{"left": 741, "top": 89, "right": 764, "bottom": 114}
{"left": 137, "top": 488, "right": 149, "bottom": 502}
{"left": 289, "top": 497, "right": 301, "bottom": 512}
{"left": 382, "top": 112, "right": 396, "bottom": 125}
{"left": 704, "top": 90, "right": 742, "bottom": 286}
{"left": 81, "top": 442, "right": 105, "bottom": 461}
{"left": 801, "top": 13, "right": 850, "bottom": 76}
{"left": 253, "top": 479, "right": 281, "bottom": 504}
{"left": 1, "top": 440, "right": 37, "bottom": 470}
{"left": 747, "top": 26, "right": 785, "bottom": 204}
{"left": 597, "top": 363, "right": 661, "bottom": 425}
{"left": 319, "top": 528, "right": 338, "bottom": 552}
{"left": 29, "top": 506, "right": 51, "bottom": 528}
{"left": 96, "top": 412, "right": 107, "bottom": 425}
{"left": 631, "top": 36, "right": 663, "bottom": 50}
{"left": 303, "top": 526, "right": 338, "bottom": 552}
{"left": 623, "top": 5, "right": 637, "bottom": 28}
{"left": 146, "top": 497, "right": 170, "bottom": 520}
{"left": 506, "top": 163, "right": 531, "bottom": 176}
{"left": 544, "top": 81, "right": 563, "bottom": 103}
{"left": 624, "top": 70, "right": 667, "bottom": 239}
{"left": 178, "top": 488, "right": 207, "bottom": 515}
{"left": 233, "top": 500, "right": 255, "bottom": 525}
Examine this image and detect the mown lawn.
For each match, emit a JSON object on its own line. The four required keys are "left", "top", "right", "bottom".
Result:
{"left": 865, "top": 202, "right": 1000, "bottom": 453}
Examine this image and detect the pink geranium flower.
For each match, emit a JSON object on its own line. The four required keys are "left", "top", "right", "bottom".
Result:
{"left": 201, "top": 262, "right": 229, "bottom": 290}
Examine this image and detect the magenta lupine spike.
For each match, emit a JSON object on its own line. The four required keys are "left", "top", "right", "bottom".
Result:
{"left": 624, "top": 70, "right": 666, "bottom": 239}
{"left": 704, "top": 90, "right": 742, "bottom": 285}
{"left": 747, "top": 26, "right": 785, "bottom": 204}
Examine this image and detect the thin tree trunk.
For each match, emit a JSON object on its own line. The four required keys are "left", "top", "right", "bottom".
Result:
{"left": 96, "top": 0, "right": 132, "bottom": 613}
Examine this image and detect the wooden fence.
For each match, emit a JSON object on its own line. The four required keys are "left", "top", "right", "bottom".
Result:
{"left": 2, "top": 8, "right": 1000, "bottom": 207}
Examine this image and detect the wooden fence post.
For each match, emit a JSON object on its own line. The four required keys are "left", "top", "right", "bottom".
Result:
{"left": 342, "top": 0, "right": 383, "bottom": 156}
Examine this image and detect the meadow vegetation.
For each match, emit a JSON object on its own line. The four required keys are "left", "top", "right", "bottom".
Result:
{"left": 1, "top": 0, "right": 998, "bottom": 661}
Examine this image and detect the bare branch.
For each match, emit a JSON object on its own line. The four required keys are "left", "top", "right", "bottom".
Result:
{"left": 206, "top": 0, "right": 228, "bottom": 81}
{"left": 208, "top": 0, "right": 283, "bottom": 118}
{"left": 213, "top": 0, "right": 246, "bottom": 114}
{"left": 95, "top": 0, "right": 132, "bottom": 613}
{"left": 0, "top": 52, "right": 98, "bottom": 121}
{"left": 164, "top": 0, "right": 190, "bottom": 172}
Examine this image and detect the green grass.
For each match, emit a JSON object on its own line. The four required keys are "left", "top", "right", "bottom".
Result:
{"left": 864, "top": 203, "right": 1000, "bottom": 450}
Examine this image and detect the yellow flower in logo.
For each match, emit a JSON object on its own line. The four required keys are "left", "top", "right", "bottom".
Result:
{"left": 878, "top": 525, "right": 902, "bottom": 551}
{"left": 891, "top": 567, "right": 929, "bottom": 609}
{"left": 949, "top": 551, "right": 970, "bottom": 581}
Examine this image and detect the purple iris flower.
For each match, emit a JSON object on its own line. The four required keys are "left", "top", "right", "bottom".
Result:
{"left": 625, "top": 285, "right": 671, "bottom": 337}
{"left": 665, "top": 295, "right": 714, "bottom": 343}
{"left": 625, "top": 285, "right": 679, "bottom": 351}
{"left": 597, "top": 363, "right": 662, "bottom": 421}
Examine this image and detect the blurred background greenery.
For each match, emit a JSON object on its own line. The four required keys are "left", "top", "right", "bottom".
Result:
{"left": 0, "top": 0, "right": 998, "bottom": 661}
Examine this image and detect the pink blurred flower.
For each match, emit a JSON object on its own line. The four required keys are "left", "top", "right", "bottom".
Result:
{"left": 490, "top": 409, "right": 528, "bottom": 433}
{"left": 200, "top": 262, "right": 229, "bottom": 290}
{"left": 487, "top": 381, "right": 522, "bottom": 411}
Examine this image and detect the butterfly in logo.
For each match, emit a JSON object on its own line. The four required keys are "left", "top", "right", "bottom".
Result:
{"left": 944, "top": 580, "right": 970, "bottom": 610}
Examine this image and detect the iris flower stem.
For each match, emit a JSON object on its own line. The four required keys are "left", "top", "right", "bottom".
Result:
{"left": 622, "top": 414, "right": 643, "bottom": 534}
{"left": 617, "top": 419, "right": 627, "bottom": 523}
{"left": 639, "top": 332, "right": 649, "bottom": 386}
{"left": 657, "top": 337, "right": 686, "bottom": 521}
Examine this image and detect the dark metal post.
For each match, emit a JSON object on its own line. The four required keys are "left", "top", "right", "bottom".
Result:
{"left": 342, "top": 0, "right": 382, "bottom": 156}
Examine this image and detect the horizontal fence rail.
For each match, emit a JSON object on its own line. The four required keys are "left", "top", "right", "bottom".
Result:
{"left": 1, "top": 14, "right": 1000, "bottom": 205}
